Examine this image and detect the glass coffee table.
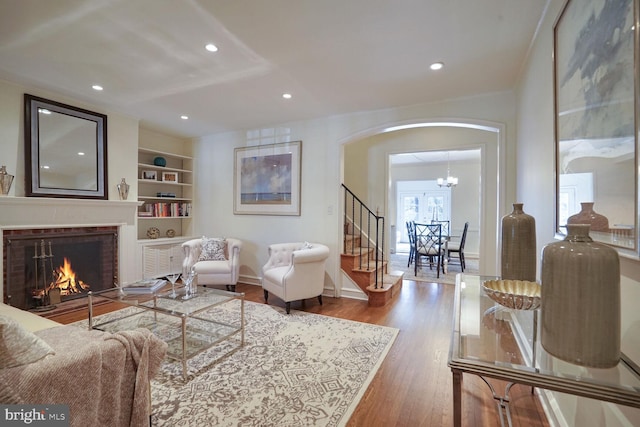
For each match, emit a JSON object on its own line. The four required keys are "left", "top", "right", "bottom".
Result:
{"left": 87, "top": 284, "right": 245, "bottom": 380}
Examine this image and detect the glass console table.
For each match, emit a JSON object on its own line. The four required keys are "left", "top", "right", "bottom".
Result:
{"left": 448, "top": 273, "right": 640, "bottom": 427}
{"left": 88, "top": 285, "right": 245, "bottom": 380}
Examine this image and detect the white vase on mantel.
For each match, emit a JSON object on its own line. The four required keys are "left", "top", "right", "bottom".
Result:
{"left": 117, "top": 178, "right": 130, "bottom": 200}
{"left": 0, "top": 165, "right": 14, "bottom": 196}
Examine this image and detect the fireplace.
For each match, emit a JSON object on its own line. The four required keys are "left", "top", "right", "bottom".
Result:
{"left": 3, "top": 227, "right": 118, "bottom": 311}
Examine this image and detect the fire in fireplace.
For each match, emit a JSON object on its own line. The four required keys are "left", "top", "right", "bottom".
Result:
{"left": 30, "top": 255, "right": 91, "bottom": 310}
{"left": 51, "top": 257, "right": 90, "bottom": 296}
{"left": 3, "top": 227, "right": 118, "bottom": 311}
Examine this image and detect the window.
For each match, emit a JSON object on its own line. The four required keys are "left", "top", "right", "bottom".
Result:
{"left": 397, "top": 180, "right": 451, "bottom": 244}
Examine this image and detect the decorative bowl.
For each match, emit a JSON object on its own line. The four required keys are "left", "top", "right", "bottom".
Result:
{"left": 146, "top": 227, "right": 160, "bottom": 239}
{"left": 481, "top": 279, "right": 541, "bottom": 310}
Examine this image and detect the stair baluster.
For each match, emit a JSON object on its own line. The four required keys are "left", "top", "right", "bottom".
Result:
{"left": 341, "top": 184, "right": 384, "bottom": 289}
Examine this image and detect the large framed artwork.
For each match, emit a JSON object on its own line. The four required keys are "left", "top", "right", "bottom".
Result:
{"left": 234, "top": 141, "right": 302, "bottom": 215}
{"left": 554, "top": 0, "right": 639, "bottom": 257}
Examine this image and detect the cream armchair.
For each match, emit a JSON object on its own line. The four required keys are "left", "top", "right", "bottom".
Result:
{"left": 182, "top": 237, "right": 242, "bottom": 292}
{"left": 262, "top": 242, "right": 330, "bottom": 314}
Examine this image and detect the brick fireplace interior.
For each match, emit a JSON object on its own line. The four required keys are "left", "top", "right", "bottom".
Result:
{"left": 3, "top": 226, "right": 118, "bottom": 311}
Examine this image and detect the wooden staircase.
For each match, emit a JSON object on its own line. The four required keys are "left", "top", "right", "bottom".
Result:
{"left": 341, "top": 228, "right": 404, "bottom": 307}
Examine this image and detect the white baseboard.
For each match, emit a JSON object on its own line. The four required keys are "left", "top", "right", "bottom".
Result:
{"left": 340, "top": 288, "right": 368, "bottom": 301}
{"left": 510, "top": 313, "right": 566, "bottom": 427}
{"left": 339, "top": 272, "right": 368, "bottom": 301}
{"left": 537, "top": 390, "right": 567, "bottom": 427}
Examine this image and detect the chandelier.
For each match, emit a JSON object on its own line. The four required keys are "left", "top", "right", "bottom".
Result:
{"left": 437, "top": 152, "right": 458, "bottom": 188}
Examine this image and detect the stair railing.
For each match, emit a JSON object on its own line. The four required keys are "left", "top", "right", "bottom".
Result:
{"left": 342, "top": 184, "right": 385, "bottom": 289}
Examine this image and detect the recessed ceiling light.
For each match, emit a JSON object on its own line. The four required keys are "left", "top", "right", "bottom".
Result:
{"left": 181, "top": 115, "right": 189, "bottom": 120}
{"left": 77, "top": 152, "right": 85, "bottom": 156}
{"left": 430, "top": 62, "right": 444, "bottom": 71}
{"left": 205, "top": 43, "right": 218, "bottom": 52}
{"left": 282, "top": 93, "right": 292, "bottom": 99}
{"left": 92, "top": 85, "right": 103, "bottom": 91}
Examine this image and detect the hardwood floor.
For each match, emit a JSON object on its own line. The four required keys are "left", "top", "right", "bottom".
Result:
{"left": 48, "top": 280, "right": 550, "bottom": 427}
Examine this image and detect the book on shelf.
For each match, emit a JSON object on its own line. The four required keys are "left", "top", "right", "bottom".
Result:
{"left": 139, "top": 202, "right": 192, "bottom": 217}
{"left": 121, "top": 279, "right": 166, "bottom": 294}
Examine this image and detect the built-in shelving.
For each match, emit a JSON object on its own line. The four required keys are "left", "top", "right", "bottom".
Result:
{"left": 137, "top": 147, "right": 193, "bottom": 240}
{"left": 138, "top": 236, "right": 192, "bottom": 278}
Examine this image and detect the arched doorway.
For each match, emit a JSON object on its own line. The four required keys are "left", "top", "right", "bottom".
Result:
{"left": 340, "top": 120, "right": 504, "bottom": 278}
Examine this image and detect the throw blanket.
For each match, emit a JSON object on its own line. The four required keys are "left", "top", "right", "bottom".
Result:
{"left": 0, "top": 326, "right": 167, "bottom": 427}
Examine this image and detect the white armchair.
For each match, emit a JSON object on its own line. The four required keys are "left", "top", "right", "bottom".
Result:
{"left": 182, "top": 237, "right": 242, "bottom": 292}
{"left": 262, "top": 242, "right": 330, "bottom": 314}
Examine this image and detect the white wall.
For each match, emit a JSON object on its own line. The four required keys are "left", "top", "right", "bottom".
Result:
{"left": 2, "top": 29, "right": 634, "bottom": 421}
{"left": 0, "top": 79, "right": 517, "bottom": 291}
{"left": 344, "top": 126, "right": 488, "bottom": 259}
{"left": 193, "top": 91, "right": 517, "bottom": 293}
{"left": 0, "top": 79, "right": 139, "bottom": 200}
{"left": 388, "top": 159, "right": 481, "bottom": 256}
{"left": 139, "top": 127, "right": 192, "bottom": 157}
{"left": 0, "top": 78, "right": 141, "bottom": 287}
{"left": 516, "top": 0, "right": 640, "bottom": 425}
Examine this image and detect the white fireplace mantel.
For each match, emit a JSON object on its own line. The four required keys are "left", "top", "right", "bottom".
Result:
{"left": 0, "top": 196, "right": 142, "bottom": 228}
{"left": 1, "top": 197, "right": 143, "bottom": 301}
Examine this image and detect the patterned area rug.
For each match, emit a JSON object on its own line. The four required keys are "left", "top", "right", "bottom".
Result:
{"left": 389, "top": 252, "right": 479, "bottom": 284}
{"left": 78, "top": 300, "right": 398, "bottom": 426}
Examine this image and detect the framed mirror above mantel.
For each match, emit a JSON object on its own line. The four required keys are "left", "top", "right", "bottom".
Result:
{"left": 554, "top": 0, "right": 639, "bottom": 258}
{"left": 24, "top": 94, "right": 108, "bottom": 199}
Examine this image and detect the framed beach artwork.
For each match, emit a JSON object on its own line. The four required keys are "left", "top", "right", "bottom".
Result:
{"left": 234, "top": 141, "right": 302, "bottom": 215}
{"left": 554, "top": 0, "right": 638, "bottom": 256}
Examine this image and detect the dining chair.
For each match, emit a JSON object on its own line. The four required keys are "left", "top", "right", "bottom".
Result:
{"left": 413, "top": 222, "right": 444, "bottom": 278}
{"left": 406, "top": 221, "right": 416, "bottom": 267}
{"left": 431, "top": 220, "right": 450, "bottom": 238}
{"left": 448, "top": 222, "right": 469, "bottom": 271}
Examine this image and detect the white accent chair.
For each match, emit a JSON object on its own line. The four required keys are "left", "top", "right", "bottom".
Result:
{"left": 262, "top": 242, "right": 330, "bottom": 314}
{"left": 182, "top": 238, "right": 242, "bottom": 292}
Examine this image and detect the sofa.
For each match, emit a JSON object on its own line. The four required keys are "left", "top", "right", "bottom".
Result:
{"left": 182, "top": 237, "right": 242, "bottom": 292}
{"left": 0, "top": 302, "right": 167, "bottom": 427}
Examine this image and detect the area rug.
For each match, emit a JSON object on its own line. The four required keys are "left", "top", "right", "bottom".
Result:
{"left": 389, "top": 253, "right": 479, "bottom": 284}
{"left": 75, "top": 300, "right": 398, "bottom": 426}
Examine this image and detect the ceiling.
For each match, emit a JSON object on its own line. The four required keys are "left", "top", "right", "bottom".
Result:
{"left": 0, "top": 0, "right": 548, "bottom": 139}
